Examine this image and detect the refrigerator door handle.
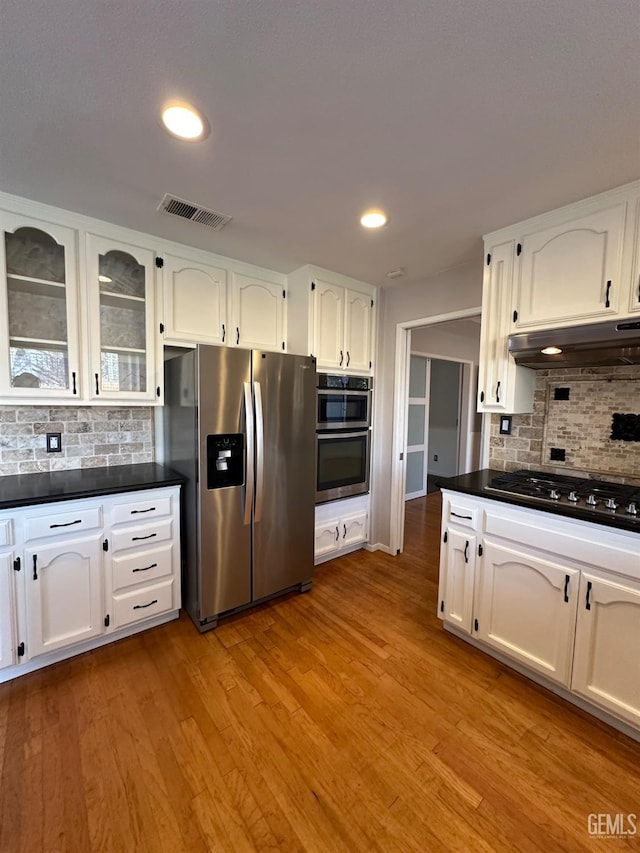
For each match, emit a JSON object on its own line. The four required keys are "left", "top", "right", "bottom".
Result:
{"left": 254, "top": 380, "right": 265, "bottom": 523}
{"left": 243, "top": 381, "right": 255, "bottom": 526}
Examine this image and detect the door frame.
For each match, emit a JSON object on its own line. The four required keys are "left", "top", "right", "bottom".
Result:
{"left": 389, "top": 307, "right": 484, "bottom": 555}
{"left": 405, "top": 353, "right": 431, "bottom": 500}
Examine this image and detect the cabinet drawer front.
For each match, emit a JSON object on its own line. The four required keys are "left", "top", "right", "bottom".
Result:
{"left": 445, "top": 499, "right": 478, "bottom": 530}
{"left": 112, "top": 543, "right": 174, "bottom": 591}
{"left": 0, "top": 520, "right": 13, "bottom": 547}
{"left": 111, "top": 495, "right": 173, "bottom": 525}
{"left": 111, "top": 518, "right": 173, "bottom": 552}
{"left": 25, "top": 506, "right": 102, "bottom": 541}
{"left": 112, "top": 579, "right": 174, "bottom": 628}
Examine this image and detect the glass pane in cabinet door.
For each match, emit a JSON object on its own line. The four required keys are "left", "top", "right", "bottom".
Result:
{"left": 4, "top": 227, "right": 70, "bottom": 390}
{"left": 98, "top": 250, "right": 147, "bottom": 393}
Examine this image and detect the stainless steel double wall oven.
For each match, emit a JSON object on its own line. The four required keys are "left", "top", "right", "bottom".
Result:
{"left": 316, "top": 373, "right": 373, "bottom": 503}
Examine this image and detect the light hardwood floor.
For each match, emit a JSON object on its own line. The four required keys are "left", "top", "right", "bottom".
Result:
{"left": 1, "top": 493, "right": 639, "bottom": 852}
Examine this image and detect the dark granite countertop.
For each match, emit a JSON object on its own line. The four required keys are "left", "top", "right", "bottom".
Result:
{"left": 0, "top": 463, "right": 185, "bottom": 511}
{"left": 437, "top": 469, "right": 640, "bottom": 535}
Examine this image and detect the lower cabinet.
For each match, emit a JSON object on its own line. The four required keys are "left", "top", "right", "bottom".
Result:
{"left": 571, "top": 572, "right": 640, "bottom": 727}
{"left": 438, "top": 489, "right": 640, "bottom": 736}
{"left": 0, "top": 485, "right": 181, "bottom": 683}
{"left": 314, "top": 496, "right": 369, "bottom": 563}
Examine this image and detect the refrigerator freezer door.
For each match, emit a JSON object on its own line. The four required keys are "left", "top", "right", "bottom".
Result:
{"left": 252, "top": 351, "right": 316, "bottom": 600}
{"left": 197, "top": 346, "right": 252, "bottom": 620}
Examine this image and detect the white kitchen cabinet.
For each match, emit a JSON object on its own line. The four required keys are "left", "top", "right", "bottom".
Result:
{"left": 231, "top": 272, "right": 285, "bottom": 352}
{"left": 86, "top": 234, "right": 159, "bottom": 402}
{"left": 572, "top": 572, "right": 640, "bottom": 727}
{"left": 0, "top": 550, "right": 17, "bottom": 670}
{"left": 161, "top": 253, "right": 227, "bottom": 345}
{"left": 476, "top": 540, "right": 579, "bottom": 686}
{"left": 312, "top": 277, "right": 374, "bottom": 373}
{"left": 477, "top": 240, "right": 535, "bottom": 413}
{"left": 628, "top": 192, "right": 640, "bottom": 314}
{"left": 513, "top": 203, "right": 627, "bottom": 329}
{"left": 314, "top": 496, "right": 369, "bottom": 564}
{"left": 25, "top": 534, "right": 104, "bottom": 658}
{"left": 0, "top": 211, "right": 81, "bottom": 400}
{"left": 438, "top": 527, "right": 477, "bottom": 634}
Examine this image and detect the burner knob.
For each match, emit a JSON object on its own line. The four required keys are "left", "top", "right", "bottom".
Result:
{"left": 626, "top": 502, "right": 638, "bottom": 516}
{"left": 567, "top": 491, "right": 579, "bottom": 502}
{"left": 605, "top": 497, "right": 618, "bottom": 510}
{"left": 549, "top": 489, "right": 560, "bottom": 500}
{"left": 586, "top": 494, "right": 598, "bottom": 506}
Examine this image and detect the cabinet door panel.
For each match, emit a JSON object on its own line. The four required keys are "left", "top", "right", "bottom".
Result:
{"left": 0, "top": 552, "right": 16, "bottom": 669}
{"left": 438, "top": 528, "right": 475, "bottom": 633}
{"left": 232, "top": 274, "right": 283, "bottom": 351}
{"left": 163, "top": 255, "right": 227, "bottom": 345}
{"left": 344, "top": 291, "right": 372, "bottom": 372}
{"left": 26, "top": 535, "right": 103, "bottom": 657}
{"left": 314, "top": 523, "right": 340, "bottom": 559}
{"left": 477, "top": 540, "right": 578, "bottom": 685}
{"left": 313, "top": 280, "right": 344, "bottom": 369}
{"left": 572, "top": 573, "right": 640, "bottom": 726}
{"left": 516, "top": 204, "right": 626, "bottom": 327}
{"left": 341, "top": 512, "right": 368, "bottom": 547}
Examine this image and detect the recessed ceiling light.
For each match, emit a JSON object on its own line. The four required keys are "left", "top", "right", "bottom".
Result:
{"left": 360, "top": 209, "right": 387, "bottom": 229}
{"left": 161, "top": 103, "right": 209, "bottom": 141}
{"left": 541, "top": 346, "right": 562, "bottom": 355}
{"left": 98, "top": 275, "right": 112, "bottom": 283}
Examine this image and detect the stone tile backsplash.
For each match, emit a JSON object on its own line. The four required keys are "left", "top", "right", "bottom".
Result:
{"left": 0, "top": 406, "right": 154, "bottom": 476}
{"left": 489, "top": 365, "right": 640, "bottom": 485}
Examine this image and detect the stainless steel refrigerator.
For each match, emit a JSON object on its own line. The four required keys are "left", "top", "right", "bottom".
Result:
{"left": 164, "top": 346, "right": 316, "bottom": 630}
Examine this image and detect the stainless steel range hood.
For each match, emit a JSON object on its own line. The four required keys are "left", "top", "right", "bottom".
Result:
{"left": 508, "top": 319, "right": 640, "bottom": 368}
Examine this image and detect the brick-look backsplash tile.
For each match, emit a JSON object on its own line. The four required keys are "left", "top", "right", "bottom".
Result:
{"left": 488, "top": 365, "right": 640, "bottom": 485}
{"left": 0, "top": 406, "right": 154, "bottom": 475}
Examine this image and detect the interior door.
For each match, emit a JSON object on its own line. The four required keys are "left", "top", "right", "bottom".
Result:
{"left": 405, "top": 354, "right": 429, "bottom": 500}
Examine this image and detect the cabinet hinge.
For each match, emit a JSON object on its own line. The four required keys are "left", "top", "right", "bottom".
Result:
{"left": 440, "top": 600, "right": 444, "bottom": 613}
{"left": 159, "top": 322, "right": 165, "bottom": 333}
{"left": 311, "top": 281, "right": 316, "bottom": 291}
{"left": 443, "top": 531, "right": 448, "bottom": 543}
{"left": 13, "top": 556, "right": 20, "bottom": 572}
{"left": 103, "top": 538, "right": 109, "bottom": 552}
{"left": 513, "top": 309, "right": 518, "bottom": 323}
{"left": 474, "top": 618, "right": 479, "bottom": 632}
{"left": 486, "top": 253, "right": 491, "bottom": 266}
{"left": 104, "top": 614, "right": 110, "bottom": 628}
{"left": 155, "top": 257, "right": 164, "bottom": 268}
{"left": 478, "top": 543, "right": 483, "bottom": 557}
{"left": 371, "top": 298, "right": 374, "bottom": 308}
{"left": 516, "top": 243, "right": 522, "bottom": 256}
{"left": 282, "top": 289, "right": 286, "bottom": 299}
{"left": 156, "top": 386, "right": 161, "bottom": 398}
{"left": 282, "top": 341, "right": 285, "bottom": 351}
{"left": 17, "top": 642, "right": 25, "bottom": 657}
{"left": 369, "top": 361, "right": 372, "bottom": 369}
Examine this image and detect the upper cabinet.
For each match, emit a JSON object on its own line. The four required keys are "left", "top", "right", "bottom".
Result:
{"left": 161, "top": 253, "right": 227, "bottom": 346}
{"left": 86, "top": 235, "right": 158, "bottom": 402}
{"left": 513, "top": 203, "right": 627, "bottom": 329}
{"left": 0, "top": 212, "right": 81, "bottom": 400}
{"left": 287, "top": 266, "right": 376, "bottom": 374}
{"left": 231, "top": 273, "right": 285, "bottom": 351}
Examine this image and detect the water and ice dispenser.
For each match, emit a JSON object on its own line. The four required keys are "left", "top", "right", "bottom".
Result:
{"left": 206, "top": 433, "right": 245, "bottom": 489}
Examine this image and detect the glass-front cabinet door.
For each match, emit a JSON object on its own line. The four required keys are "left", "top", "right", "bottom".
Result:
{"left": 0, "top": 212, "right": 80, "bottom": 398}
{"left": 86, "top": 235, "right": 156, "bottom": 401}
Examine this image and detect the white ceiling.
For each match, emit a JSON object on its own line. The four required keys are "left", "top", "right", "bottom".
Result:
{"left": 1, "top": 1, "right": 638, "bottom": 289}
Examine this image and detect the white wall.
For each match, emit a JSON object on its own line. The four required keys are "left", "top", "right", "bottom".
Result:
{"left": 370, "top": 260, "right": 482, "bottom": 549}
{"left": 411, "top": 319, "right": 481, "bottom": 363}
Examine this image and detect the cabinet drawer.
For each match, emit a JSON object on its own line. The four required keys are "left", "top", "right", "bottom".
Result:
{"left": 0, "top": 520, "right": 13, "bottom": 547}
{"left": 445, "top": 499, "right": 478, "bottom": 530}
{"left": 24, "top": 506, "right": 102, "bottom": 541}
{"left": 111, "top": 518, "right": 173, "bottom": 552}
{"left": 112, "top": 579, "right": 174, "bottom": 628}
{"left": 111, "top": 494, "right": 172, "bottom": 525}
{"left": 112, "top": 543, "right": 174, "bottom": 591}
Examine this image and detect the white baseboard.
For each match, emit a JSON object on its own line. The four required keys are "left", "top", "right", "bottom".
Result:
{"left": 365, "top": 542, "right": 395, "bottom": 555}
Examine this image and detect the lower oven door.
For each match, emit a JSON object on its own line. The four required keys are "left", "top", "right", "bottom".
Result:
{"left": 316, "top": 430, "right": 370, "bottom": 503}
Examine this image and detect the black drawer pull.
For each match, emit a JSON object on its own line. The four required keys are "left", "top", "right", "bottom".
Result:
{"left": 72, "top": 371, "right": 77, "bottom": 395}
{"left": 605, "top": 280, "right": 612, "bottom": 308}
{"left": 131, "top": 507, "right": 156, "bottom": 514}
{"left": 33, "top": 554, "right": 38, "bottom": 580}
{"left": 50, "top": 519, "right": 82, "bottom": 528}
{"left": 585, "top": 580, "right": 592, "bottom": 611}
{"left": 133, "top": 563, "right": 158, "bottom": 573}
{"left": 563, "top": 574, "right": 570, "bottom": 603}
{"left": 463, "top": 540, "right": 469, "bottom": 563}
{"left": 451, "top": 512, "right": 472, "bottom": 520}
{"left": 95, "top": 373, "right": 100, "bottom": 395}
{"left": 133, "top": 599, "right": 158, "bottom": 610}
{"left": 132, "top": 533, "right": 157, "bottom": 541}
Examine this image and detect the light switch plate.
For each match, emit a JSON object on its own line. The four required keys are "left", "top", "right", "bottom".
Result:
{"left": 46, "top": 432, "right": 62, "bottom": 452}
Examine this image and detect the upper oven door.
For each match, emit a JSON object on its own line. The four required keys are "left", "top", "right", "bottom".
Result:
{"left": 317, "top": 389, "right": 371, "bottom": 430}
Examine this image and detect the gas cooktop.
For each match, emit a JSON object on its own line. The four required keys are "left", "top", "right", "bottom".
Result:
{"left": 486, "top": 470, "right": 640, "bottom": 524}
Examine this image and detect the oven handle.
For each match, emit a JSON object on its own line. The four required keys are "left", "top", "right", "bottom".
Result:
{"left": 317, "top": 388, "right": 371, "bottom": 396}
{"left": 316, "top": 430, "right": 371, "bottom": 440}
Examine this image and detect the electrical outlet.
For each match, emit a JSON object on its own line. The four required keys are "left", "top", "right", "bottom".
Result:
{"left": 433, "top": 454, "right": 438, "bottom": 461}
{"left": 46, "top": 432, "right": 62, "bottom": 453}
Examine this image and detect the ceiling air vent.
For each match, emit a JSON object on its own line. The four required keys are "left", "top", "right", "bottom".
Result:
{"left": 158, "top": 194, "right": 232, "bottom": 231}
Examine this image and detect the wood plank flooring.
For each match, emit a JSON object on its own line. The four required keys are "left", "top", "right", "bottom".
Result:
{"left": 1, "top": 493, "right": 639, "bottom": 851}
